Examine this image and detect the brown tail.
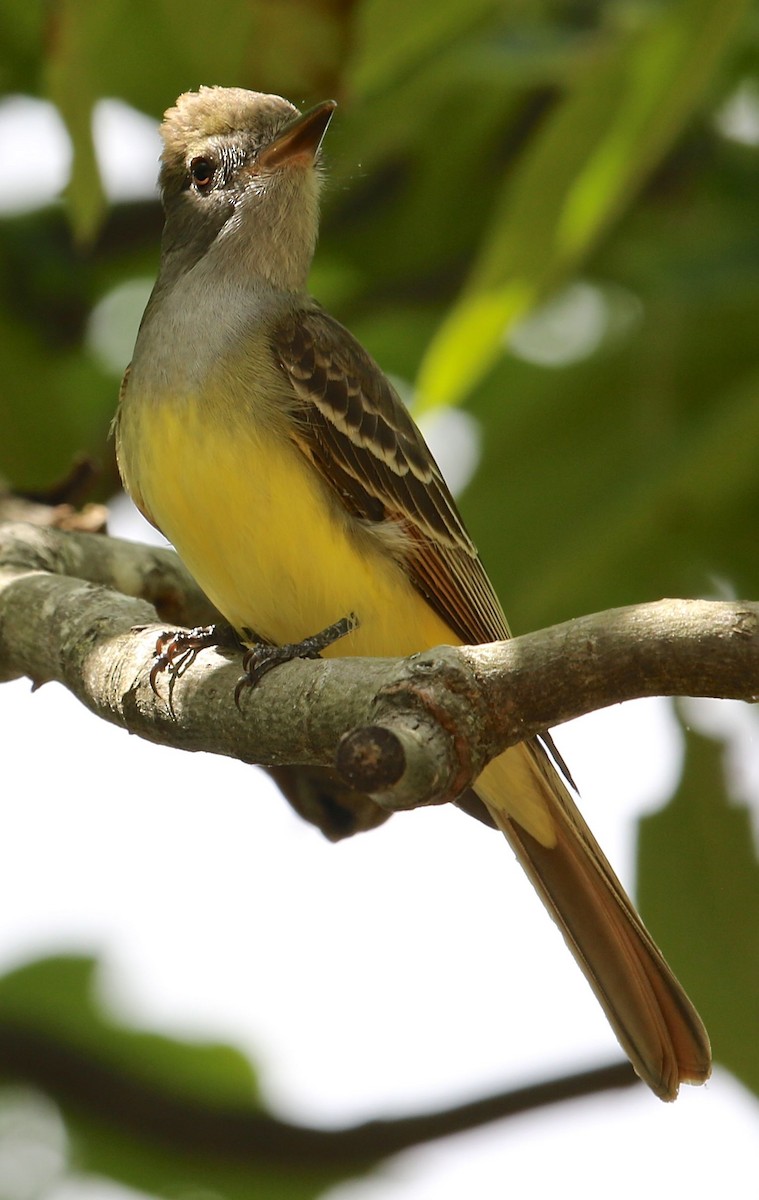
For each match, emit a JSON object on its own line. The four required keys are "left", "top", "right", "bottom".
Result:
{"left": 475, "top": 743, "right": 711, "bottom": 1100}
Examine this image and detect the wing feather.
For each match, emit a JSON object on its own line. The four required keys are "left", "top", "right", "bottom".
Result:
{"left": 272, "top": 305, "right": 510, "bottom": 646}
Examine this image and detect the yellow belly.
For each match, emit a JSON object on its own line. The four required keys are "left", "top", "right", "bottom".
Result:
{"left": 118, "top": 390, "right": 554, "bottom": 844}
{"left": 119, "top": 396, "right": 454, "bottom": 658}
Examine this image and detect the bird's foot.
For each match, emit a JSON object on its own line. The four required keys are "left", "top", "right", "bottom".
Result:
{"left": 234, "top": 612, "right": 359, "bottom": 707}
{"left": 149, "top": 622, "right": 240, "bottom": 699}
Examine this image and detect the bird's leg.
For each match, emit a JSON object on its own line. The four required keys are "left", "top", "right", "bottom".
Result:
{"left": 149, "top": 622, "right": 242, "bottom": 695}
{"left": 234, "top": 612, "right": 359, "bottom": 706}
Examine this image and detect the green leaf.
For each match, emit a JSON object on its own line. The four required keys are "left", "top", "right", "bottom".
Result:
{"left": 349, "top": 0, "right": 503, "bottom": 97}
{"left": 460, "top": 191, "right": 759, "bottom": 634}
{"left": 0, "top": 956, "right": 260, "bottom": 1109}
{"left": 0, "top": 955, "right": 360, "bottom": 1199}
{"left": 417, "top": 0, "right": 750, "bottom": 409}
{"left": 0, "top": 203, "right": 157, "bottom": 491}
{"left": 42, "top": 0, "right": 257, "bottom": 242}
{"left": 44, "top": 1, "right": 107, "bottom": 243}
{"left": 638, "top": 721, "right": 759, "bottom": 1099}
{"left": 0, "top": 0, "right": 47, "bottom": 92}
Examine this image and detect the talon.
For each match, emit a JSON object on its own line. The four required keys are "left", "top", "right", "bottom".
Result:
{"left": 235, "top": 612, "right": 359, "bottom": 707}
{"left": 148, "top": 623, "right": 236, "bottom": 702}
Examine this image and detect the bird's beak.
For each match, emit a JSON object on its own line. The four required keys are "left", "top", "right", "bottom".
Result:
{"left": 257, "top": 100, "right": 337, "bottom": 171}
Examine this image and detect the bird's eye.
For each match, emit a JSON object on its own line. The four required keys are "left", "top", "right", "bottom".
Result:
{"left": 190, "top": 156, "right": 216, "bottom": 191}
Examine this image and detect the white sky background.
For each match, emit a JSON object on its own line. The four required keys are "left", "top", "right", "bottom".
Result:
{"left": 1, "top": 94, "right": 759, "bottom": 1199}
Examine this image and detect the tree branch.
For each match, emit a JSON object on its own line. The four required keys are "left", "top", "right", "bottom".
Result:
{"left": 2, "top": 520, "right": 758, "bottom": 816}
{"left": 0, "top": 1018, "right": 637, "bottom": 1167}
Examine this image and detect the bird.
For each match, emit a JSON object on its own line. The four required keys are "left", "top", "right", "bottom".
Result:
{"left": 114, "top": 86, "right": 711, "bottom": 1100}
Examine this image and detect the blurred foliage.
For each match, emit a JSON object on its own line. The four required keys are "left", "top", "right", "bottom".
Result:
{"left": 639, "top": 717, "right": 759, "bottom": 1099}
{"left": 0, "top": 956, "right": 362, "bottom": 1199}
{"left": 1, "top": 0, "right": 759, "bottom": 1193}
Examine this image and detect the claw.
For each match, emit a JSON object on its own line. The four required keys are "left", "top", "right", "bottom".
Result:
{"left": 148, "top": 624, "right": 237, "bottom": 712}
{"left": 235, "top": 612, "right": 359, "bottom": 707}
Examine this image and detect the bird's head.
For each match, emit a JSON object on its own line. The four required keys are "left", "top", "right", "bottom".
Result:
{"left": 158, "top": 87, "right": 336, "bottom": 291}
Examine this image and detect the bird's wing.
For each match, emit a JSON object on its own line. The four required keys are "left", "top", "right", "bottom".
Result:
{"left": 271, "top": 304, "right": 510, "bottom": 646}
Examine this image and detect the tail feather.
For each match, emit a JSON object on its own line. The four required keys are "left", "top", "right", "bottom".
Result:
{"left": 475, "top": 743, "right": 711, "bottom": 1100}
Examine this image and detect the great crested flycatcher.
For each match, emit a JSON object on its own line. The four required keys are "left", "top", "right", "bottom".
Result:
{"left": 114, "top": 86, "right": 711, "bottom": 1099}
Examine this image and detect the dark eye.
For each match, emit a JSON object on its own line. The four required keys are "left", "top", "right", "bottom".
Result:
{"left": 190, "top": 156, "right": 216, "bottom": 191}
